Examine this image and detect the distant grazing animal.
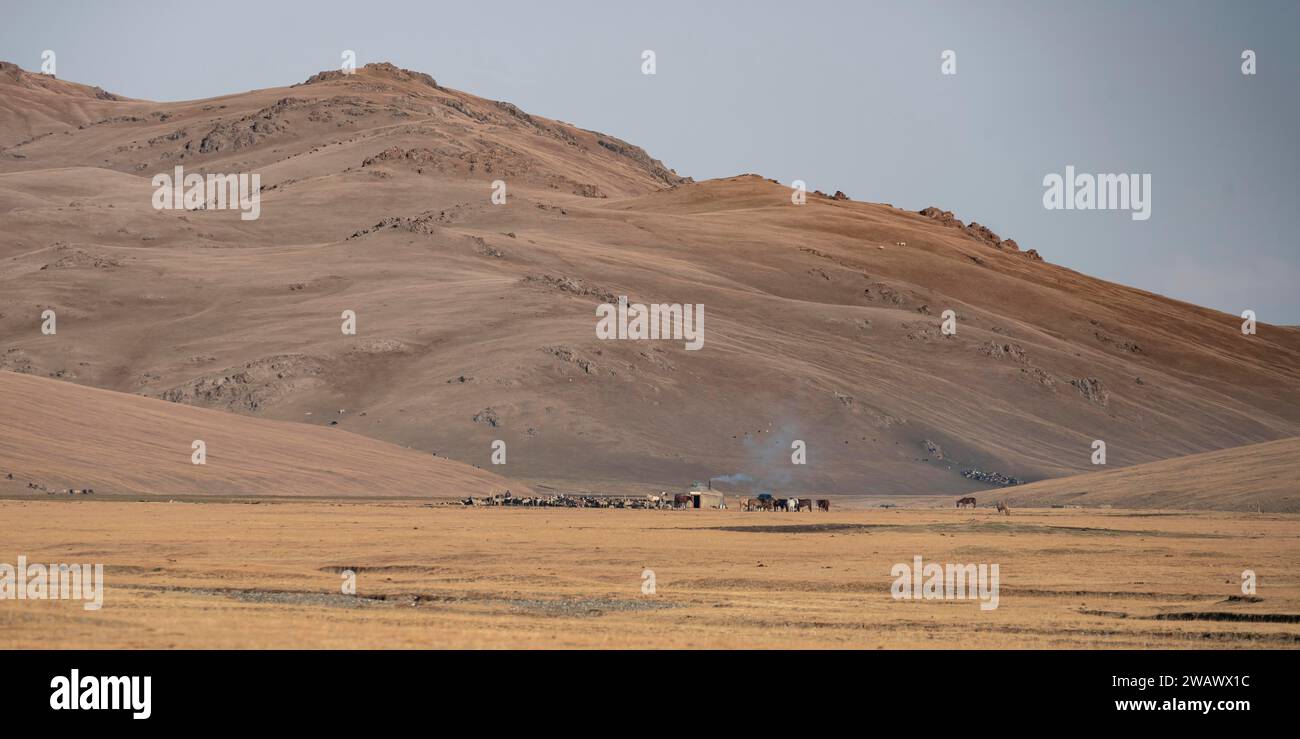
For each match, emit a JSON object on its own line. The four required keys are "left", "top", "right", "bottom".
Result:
{"left": 674, "top": 493, "right": 693, "bottom": 509}
{"left": 816, "top": 499, "right": 830, "bottom": 512}
{"left": 797, "top": 498, "right": 813, "bottom": 512}
{"left": 996, "top": 501, "right": 1011, "bottom": 516}
{"left": 773, "top": 498, "right": 788, "bottom": 512}
{"left": 956, "top": 496, "right": 977, "bottom": 509}
{"left": 787, "top": 498, "right": 799, "bottom": 512}
{"left": 738, "top": 497, "right": 752, "bottom": 511}
{"left": 758, "top": 498, "right": 774, "bottom": 511}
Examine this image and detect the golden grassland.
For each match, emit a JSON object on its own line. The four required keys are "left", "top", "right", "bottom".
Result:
{"left": 1, "top": 499, "right": 1297, "bottom": 649}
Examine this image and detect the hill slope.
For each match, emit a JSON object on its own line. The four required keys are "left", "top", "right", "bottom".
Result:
{"left": 983, "top": 437, "right": 1300, "bottom": 512}
{"left": 1, "top": 61, "right": 1298, "bottom": 499}
{"left": 0, "top": 371, "right": 521, "bottom": 498}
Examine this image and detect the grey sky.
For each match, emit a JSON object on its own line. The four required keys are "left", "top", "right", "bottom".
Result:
{"left": 5, "top": 0, "right": 1298, "bottom": 322}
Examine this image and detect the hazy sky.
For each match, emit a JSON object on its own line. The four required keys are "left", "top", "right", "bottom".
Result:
{"left": 5, "top": 0, "right": 1298, "bottom": 322}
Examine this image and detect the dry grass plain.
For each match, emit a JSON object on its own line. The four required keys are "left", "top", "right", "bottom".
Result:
{"left": 2, "top": 499, "right": 1296, "bottom": 649}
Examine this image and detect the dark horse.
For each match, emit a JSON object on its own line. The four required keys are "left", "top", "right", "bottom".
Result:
{"left": 956, "top": 496, "right": 977, "bottom": 509}
{"left": 816, "top": 499, "right": 830, "bottom": 512}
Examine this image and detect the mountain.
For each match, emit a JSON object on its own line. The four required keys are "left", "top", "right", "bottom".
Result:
{"left": 2, "top": 61, "right": 1298, "bottom": 500}
{"left": 0, "top": 61, "right": 137, "bottom": 151}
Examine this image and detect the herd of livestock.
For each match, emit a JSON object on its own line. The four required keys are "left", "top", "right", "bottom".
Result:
{"left": 459, "top": 491, "right": 836, "bottom": 511}
{"left": 8, "top": 473, "right": 1006, "bottom": 513}
{"left": 461, "top": 492, "right": 665, "bottom": 508}
{"left": 461, "top": 491, "right": 1013, "bottom": 513}
{"left": 738, "top": 496, "right": 831, "bottom": 511}
{"left": 958, "top": 496, "right": 1013, "bottom": 515}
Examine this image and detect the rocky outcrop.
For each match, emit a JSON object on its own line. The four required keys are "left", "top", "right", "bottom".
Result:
{"left": 520, "top": 274, "right": 616, "bottom": 303}
{"left": 295, "top": 62, "right": 439, "bottom": 90}
{"left": 40, "top": 244, "right": 123, "bottom": 270}
{"left": 961, "top": 468, "right": 1024, "bottom": 487}
{"left": 977, "top": 341, "right": 1029, "bottom": 362}
{"left": 592, "top": 135, "right": 692, "bottom": 188}
{"left": 919, "top": 206, "right": 1043, "bottom": 261}
{"left": 159, "top": 354, "right": 326, "bottom": 413}
{"left": 194, "top": 98, "right": 304, "bottom": 153}
{"left": 347, "top": 206, "right": 469, "bottom": 239}
{"left": 1070, "top": 377, "right": 1110, "bottom": 406}
{"left": 542, "top": 345, "right": 597, "bottom": 374}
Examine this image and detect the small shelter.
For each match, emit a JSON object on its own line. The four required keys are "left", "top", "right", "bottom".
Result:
{"left": 691, "top": 491, "right": 726, "bottom": 509}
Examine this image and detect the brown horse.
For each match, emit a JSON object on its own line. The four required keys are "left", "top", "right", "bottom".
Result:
{"left": 996, "top": 501, "right": 1011, "bottom": 516}
{"left": 816, "top": 499, "right": 830, "bottom": 512}
{"left": 956, "top": 496, "right": 977, "bottom": 509}
{"left": 796, "top": 498, "right": 813, "bottom": 512}
{"left": 739, "top": 497, "right": 753, "bottom": 511}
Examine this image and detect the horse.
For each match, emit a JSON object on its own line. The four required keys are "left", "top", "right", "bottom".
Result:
{"left": 674, "top": 493, "right": 693, "bottom": 509}
{"left": 772, "top": 498, "right": 788, "bottom": 512}
{"left": 797, "top": 498, "right": 813, "bottom": 512}
{"left": 956, "top": 496, "right": 977, "bottom": 509}
{"left": 816, "top": 499, "right": 830, "bottom": 512}
{"left": 996, "top": 501, "right": 1011, "bottom": 516}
